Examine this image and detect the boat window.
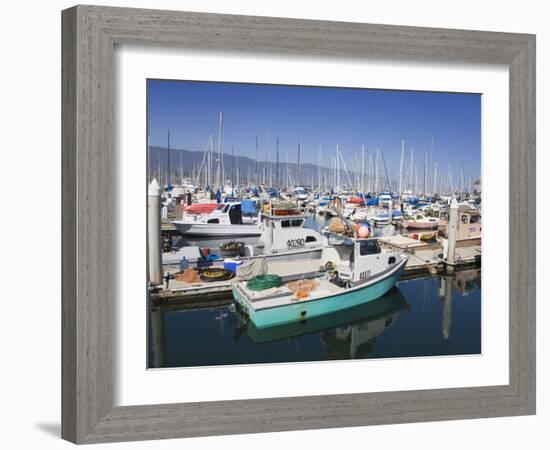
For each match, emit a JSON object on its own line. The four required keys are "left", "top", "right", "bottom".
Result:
{"left": 470, "top": 214, "right": 480, "bottom": 224}
{"left": 291, "top": 219, "right": 303, "bottom": 227}
{"left": 305, "top": 236, "right": 317, "bottom": 243}
{"left": 207, "top": 218, "right": 220, "bottom": 224}
{"left": 388, "top": 256, "right": 396, "bottom": 265}
{"left": 461, "top": 215, "right": 469, "bottom": 224}
{"left": 281, "top": 220, "right": 291, "bottom": 228}
{"left": 359, "top": 240, "right": 381, "bottom": 256}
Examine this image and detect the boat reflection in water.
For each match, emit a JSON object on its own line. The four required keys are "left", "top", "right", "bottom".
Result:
{"left": 236, "top": 287, "right": 408, "bottom": 353}
{"left": 148, "top": 269, "right": 480, "bottom": 368}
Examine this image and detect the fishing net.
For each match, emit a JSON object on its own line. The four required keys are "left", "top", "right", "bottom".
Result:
{"left": 328, "top": 217, "right": 346, "bottom": 233}
{"left": 174, "top": 269, "right": 202, "bottom": 284}
{"left": 286, "top": 279, "right": 319, "bottom": 297}
{"left": 246, "top": 274, "right": 283, "bottom": 291}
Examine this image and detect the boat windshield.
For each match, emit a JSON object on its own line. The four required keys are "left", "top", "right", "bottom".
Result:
{"left": 359, "top": 240, "right": 381, "bottom": 256}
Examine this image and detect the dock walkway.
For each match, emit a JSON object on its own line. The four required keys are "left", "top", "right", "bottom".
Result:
{"left": 151, "top": 258, "right": 323, "bottom": 306}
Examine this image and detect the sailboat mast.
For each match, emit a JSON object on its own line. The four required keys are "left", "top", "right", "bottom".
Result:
{"left": 179, "top": 152, "right": 183, "bottom": 185}
{"left": 423, "top": 150, "right": 428, "bottom": 197}
{"left": 433, "top": 162, "right": 438, "bottom": 195}
{"left": 374, "top": 147, "right": 380, "bottom": 193}
{"left": 336, "top": 144, "right": 340, "bottom": 192}
{"left": 231, "top": 146, "right": 234, "bottom": 196}
{"left": 276, "top": 138, "right": 280, "bottom": 189}
{"left": 167, "top": 129, "right": 171, "bottom": 186}
{"left": 297, "top": 142, "right": 301, "bottom": 187}
{"left": 254, "top": 135, "right": 258, "bottom": 187}
{"left": 361, "top": 144, "right": 365, "bottom": 194}
{"left": 399, "top": 139, "right": 404, "bottom": 196}
{"left": 409, "top": 148, "right": 414, "bottom": 193}
{"left": 318, "top": 145, "right": 322, "bottom": 193}
{"left": 217, "top": 111, "right": 223, "bottom": 188}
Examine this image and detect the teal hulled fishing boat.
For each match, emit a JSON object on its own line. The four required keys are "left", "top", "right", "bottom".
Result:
{"left": 232, "top": 232, "right": 409, "bottom": 329}
{"left": 234, "top": 286, "right": 408, "bottom": 344}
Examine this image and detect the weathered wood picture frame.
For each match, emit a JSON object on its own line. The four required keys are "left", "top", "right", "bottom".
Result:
{"left": 61, "top": 5, "right": 536, "bottom": 444}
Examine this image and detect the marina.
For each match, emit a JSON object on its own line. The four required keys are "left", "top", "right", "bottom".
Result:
{"left": 146, "top": 79, "right": 482, "bottom": 367}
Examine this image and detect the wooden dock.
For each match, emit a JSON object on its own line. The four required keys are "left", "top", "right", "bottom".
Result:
{"left": 150, "top": 259, "right": 324, "bottom": 307}
{"left": 378, "top": 235, "right": 481, "bottom": 276}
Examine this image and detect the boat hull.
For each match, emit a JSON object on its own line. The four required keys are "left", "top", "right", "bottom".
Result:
{"left": 233, "top": 259, "right": 407, "bottom": 329}
{"left": 163, "top": 246, "right": 322, "bottom": 268}
{"left": 405, "top": 220, "right": 439, "bottom": 229}
{"left": 235, "top": 287, "right": 407, "bottom": 343}
{"left": 172, "top": 222, "right": 261, "bottom": 237}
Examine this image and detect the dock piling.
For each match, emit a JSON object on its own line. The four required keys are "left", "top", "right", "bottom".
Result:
{"left": 148, "top": 178, "right": 163, "bottom": 285}
{"left": 445, "top": 197, "right": 459, "bottom": 273}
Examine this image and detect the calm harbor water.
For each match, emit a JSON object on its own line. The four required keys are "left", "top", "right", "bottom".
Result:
{"left": 148, "top": 269, "right": 481, "bottom": 368}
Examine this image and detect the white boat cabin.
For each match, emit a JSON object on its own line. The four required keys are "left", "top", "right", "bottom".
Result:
{"left": 293, "top": 187, "right": 309, "bottom": 201}
{"left": 184, "top": 202, "right": 257, "bottom": 225}
{"left": 320, "top": 233, "right": 403, "bottom": 284}
{"left": 458, "top": 206, "right": 481, "bottom": 240}
{"left": 258, "top": 212, "right": 322, "bottom": 254}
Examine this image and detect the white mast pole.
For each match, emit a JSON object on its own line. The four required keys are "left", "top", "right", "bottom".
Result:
{"left": 336, "top": 144, "right": 340, "bottom": 192}
{"left": 361, "top": 145, "right": 365, "bottom": 194}
{"left": 217, "top": 111, "right": 223, "bottom": 188}
{"left": 399, "top": 139, "right": 404, "bottom": 196}
{"left": 409, "top": 148, "right": 414, "bottom": 193}
{"left": 318, "top": 145, "right": 322, "bottom": 193}
{"left": 433, "top": 162, "right": 438, "bottom": 196}
{"left": 423, "top": 150, "right": 428, "bottom": 197}
{"left": 375, "top": 147, "right": 380, "bottom": 193}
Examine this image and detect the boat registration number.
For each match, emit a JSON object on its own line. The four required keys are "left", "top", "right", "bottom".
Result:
{"left": 287, "top": 238, "right": 305, "bottom": 248}
{"left": 359, "top": 270, "right": 371, "bottom": 281}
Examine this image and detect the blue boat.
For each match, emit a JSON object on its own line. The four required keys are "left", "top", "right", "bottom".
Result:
{"left": 232, "top": 233, "right": 408, "bottom": 329}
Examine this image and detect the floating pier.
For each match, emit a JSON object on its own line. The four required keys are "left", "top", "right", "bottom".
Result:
{"left": 150, "top": 258, "right": 324, "bottom": 308}
{"left": 378, "top": 234, "right": 481, "bottom": 278}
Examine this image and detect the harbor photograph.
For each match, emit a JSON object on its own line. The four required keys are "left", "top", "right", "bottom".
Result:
{"left": 146, "top": 79, "right": 482, "bottom": 368}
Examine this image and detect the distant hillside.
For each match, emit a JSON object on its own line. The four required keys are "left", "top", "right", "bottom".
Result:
{"left": 148, "top": 146, "right": 332, "bottom": 188}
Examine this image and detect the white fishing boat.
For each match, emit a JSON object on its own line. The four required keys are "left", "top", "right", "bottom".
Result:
{"left": 172, "top": 202, "right": 261, "bottom": 237}
{"left": 350, "top": 207, "right": 369, "bottom": 222}
{"left": 232, "top": 232, "right": 408, "bottom": 328}
{"left": 378, "top": 193, "right": 393, "bottom": 208}
{"left": 404, "top": 216, "right": 440, "bottom": 229}
{"left": 372, "top": 210, "right": 390, "bottom": 226}
{"left": 294, "top": 186, "right": 309, "bottom": 201}
{"left": 165, "top": 209, "right": 323, "bottom": 267}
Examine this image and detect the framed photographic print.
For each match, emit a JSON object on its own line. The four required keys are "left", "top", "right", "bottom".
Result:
{"left": 62, "top": 5, "right": 535, "bottom": 444}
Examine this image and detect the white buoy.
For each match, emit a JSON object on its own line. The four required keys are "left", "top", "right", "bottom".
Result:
{"left": 148, "top": 178, "right": 163, "bottom": 285}
{"left": 446, "top": 197, "right": 459, "bottom": 273}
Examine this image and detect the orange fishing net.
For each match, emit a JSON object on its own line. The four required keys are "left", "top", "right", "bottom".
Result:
{"left": 286, "top": 279, "right": 319, "bottom": 299}
{"left": 174, "top": 269, "right": 202, "bottom": 284}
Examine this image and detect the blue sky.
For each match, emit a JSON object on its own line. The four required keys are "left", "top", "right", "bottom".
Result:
{"left": 147, "top": 79, "right": 481, "bottom": 180}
